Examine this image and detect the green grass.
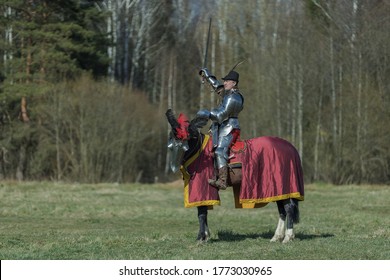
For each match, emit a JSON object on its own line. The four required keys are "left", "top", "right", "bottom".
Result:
{"left": 0, "top": 181, "right": 389, "bottom": 260}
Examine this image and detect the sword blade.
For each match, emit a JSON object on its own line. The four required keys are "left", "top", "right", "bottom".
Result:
{"left": 203, "top": 17, "right": 212, "bottom": 68}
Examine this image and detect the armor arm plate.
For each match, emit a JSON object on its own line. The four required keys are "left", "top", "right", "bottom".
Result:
{"left": 200, "top": 68, "right": 223, "bottom": 91}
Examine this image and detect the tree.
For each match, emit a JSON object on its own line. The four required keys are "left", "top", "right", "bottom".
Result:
{"left": 0, "top": 0, "right": 109, "bottom": 180}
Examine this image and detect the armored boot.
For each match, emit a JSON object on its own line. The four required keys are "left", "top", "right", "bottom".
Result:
{"left": 208, "top": 166, "right": 228, "bottom": 190}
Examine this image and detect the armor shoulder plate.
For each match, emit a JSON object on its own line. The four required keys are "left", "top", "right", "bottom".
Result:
{"left": 210, "top": 90, "right": 244, "bottom": 123}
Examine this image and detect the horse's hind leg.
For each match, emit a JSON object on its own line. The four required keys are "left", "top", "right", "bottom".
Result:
{"left": 282, "top": 199, "right": 300, "bottom": 243}
{"left": 197, "top": 206, "right": 210, "bottom": 242}
{"left": 270, "top": 201, "right": 286, "bottom": 242}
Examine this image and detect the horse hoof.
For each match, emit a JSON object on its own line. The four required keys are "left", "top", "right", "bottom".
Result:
{"left": 270, "top": 235, "right": 284, "bottom": 242}
{"left": 196, "top": 236, "right": 208, "bottom": 243}
{"left": 282, "top": 229, "right": 295, "bottom": 243}
{"left": 282, "top": 234, "right": 295, "bottom": 243}
{"left": 196, "top": 230, "right": 211, "bottom": 242}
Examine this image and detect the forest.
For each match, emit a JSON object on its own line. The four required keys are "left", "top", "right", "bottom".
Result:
{"left": 0, "top": 0, "right": 389, "bottom": 184}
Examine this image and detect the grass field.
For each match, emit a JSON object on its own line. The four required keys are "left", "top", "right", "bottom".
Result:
{"left": 0, "top": 181, "right": 389, "bottom": 260}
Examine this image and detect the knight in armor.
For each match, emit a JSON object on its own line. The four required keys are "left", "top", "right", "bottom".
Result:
{"left": 197, "top": 68, "right": 244, "bottom": 190}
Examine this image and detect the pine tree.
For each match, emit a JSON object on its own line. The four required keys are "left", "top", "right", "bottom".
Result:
{"left": 0, "top": 0, "right": 109, "bottom": 180}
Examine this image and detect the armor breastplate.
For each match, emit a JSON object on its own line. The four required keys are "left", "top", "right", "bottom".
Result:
{"left": 210, "top": 89, "right": 243, "bottom": 125}
{"left": 210, "top": 89, "right": 243, "bottom": 147}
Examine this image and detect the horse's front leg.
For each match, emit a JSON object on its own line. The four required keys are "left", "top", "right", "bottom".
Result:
{"left": 197, "top": 206, "right": 210, "bottom": 242}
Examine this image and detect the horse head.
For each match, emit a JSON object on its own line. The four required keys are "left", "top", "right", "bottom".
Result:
{"left": 165, "top": 109, "right": 208, "bottom": 172}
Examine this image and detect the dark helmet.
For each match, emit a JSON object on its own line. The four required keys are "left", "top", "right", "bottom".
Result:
{"left": 222, "top": 70, "right": 239, "bottom": 83}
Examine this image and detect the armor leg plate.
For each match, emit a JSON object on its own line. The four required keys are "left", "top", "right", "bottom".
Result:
{"left": 215, "top": 133, "right": 233, "bottom": 169}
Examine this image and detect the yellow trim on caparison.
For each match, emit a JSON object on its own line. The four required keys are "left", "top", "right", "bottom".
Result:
{"left": 180, "top": 135, "right": 220, "bottom": 208}
{"left": 183, "top": 134, "right": 210, "bottom": 170}
{"left": 240, "top": 192, "right": 304, "bottom": 204}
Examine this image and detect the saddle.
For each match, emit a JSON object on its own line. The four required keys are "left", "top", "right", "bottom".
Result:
{"left": 231, "top": 139, "right": 246, "bottom": 153}
{"left": 228, "top": 139, "right": 246, "bottom": 169}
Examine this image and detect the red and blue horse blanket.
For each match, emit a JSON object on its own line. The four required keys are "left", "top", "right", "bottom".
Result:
{"left": 180, "top": 134, "right": 304, "bottom": 209}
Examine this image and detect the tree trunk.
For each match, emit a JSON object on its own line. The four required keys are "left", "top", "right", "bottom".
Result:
{"left": 297, "top": 64, "right": 304, "bottom": 161}
{"left": 338, "top": 64, "right": 343, "bottom": 168}
{"left": 124, "top": 0, "right": 131, "bottom": 85}
{"left": 16, "top": 29, "right": 32, "bottom": 180}
{"left": 16, "top": 143, "right": 27, "bottom": 181}
{"left": 106, "top": 0, "right": 115, "bottom": 81}
{"left": 329, "top": 36, "right": 338, "bottom": 153}
{"left": 3, "top": 6, "right": 13, "bottom": 79}
{"left": 218, "top": 2, "right": 227, "bottom": 76}
{"left": 158, "top": 63, "right": 166, "bottom": 112}
{"left": 0, "top": 148, "right": 5, "bottom": 180}
{"left": 314, "top": 79, "right": 324, "bottom": 181}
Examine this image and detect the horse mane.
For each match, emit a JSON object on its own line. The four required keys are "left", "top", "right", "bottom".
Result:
{"left": 176, "top": 113, "right": 190, "bottom": 140}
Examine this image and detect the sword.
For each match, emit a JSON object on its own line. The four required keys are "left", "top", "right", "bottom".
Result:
{"left": 201, "top": 18, "right": 212, "bottom": 84}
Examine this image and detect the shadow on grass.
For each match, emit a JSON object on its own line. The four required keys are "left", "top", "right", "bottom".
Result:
{"left": 295, "top": 232, "right": 334, "bottom": 240}
{"left": 211, "top": 230, "right": 270, "bottom": 242}
{"left": 211, "top": 230, "right": 334, "bottom": 242}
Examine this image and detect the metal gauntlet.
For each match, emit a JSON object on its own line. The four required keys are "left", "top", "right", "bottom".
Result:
{"left": 199, "top": 68, "right": 223, "bottom": 91}
{"left": 196, "top": 109, "right": 211, "bottom": 120}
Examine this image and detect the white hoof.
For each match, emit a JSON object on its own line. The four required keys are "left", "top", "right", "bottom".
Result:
{"left": 282, "top": 229, "right": 295, "bottom": 243}
{"left": 270, "top": 234, "right": 284, "bottom": 242}
{"left": 282, "top": 235, "right": 294, "bottom": 243}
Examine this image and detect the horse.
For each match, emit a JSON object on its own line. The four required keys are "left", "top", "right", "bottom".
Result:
{"left": 165, "top": 109, "right": 304, "bottom": 243}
